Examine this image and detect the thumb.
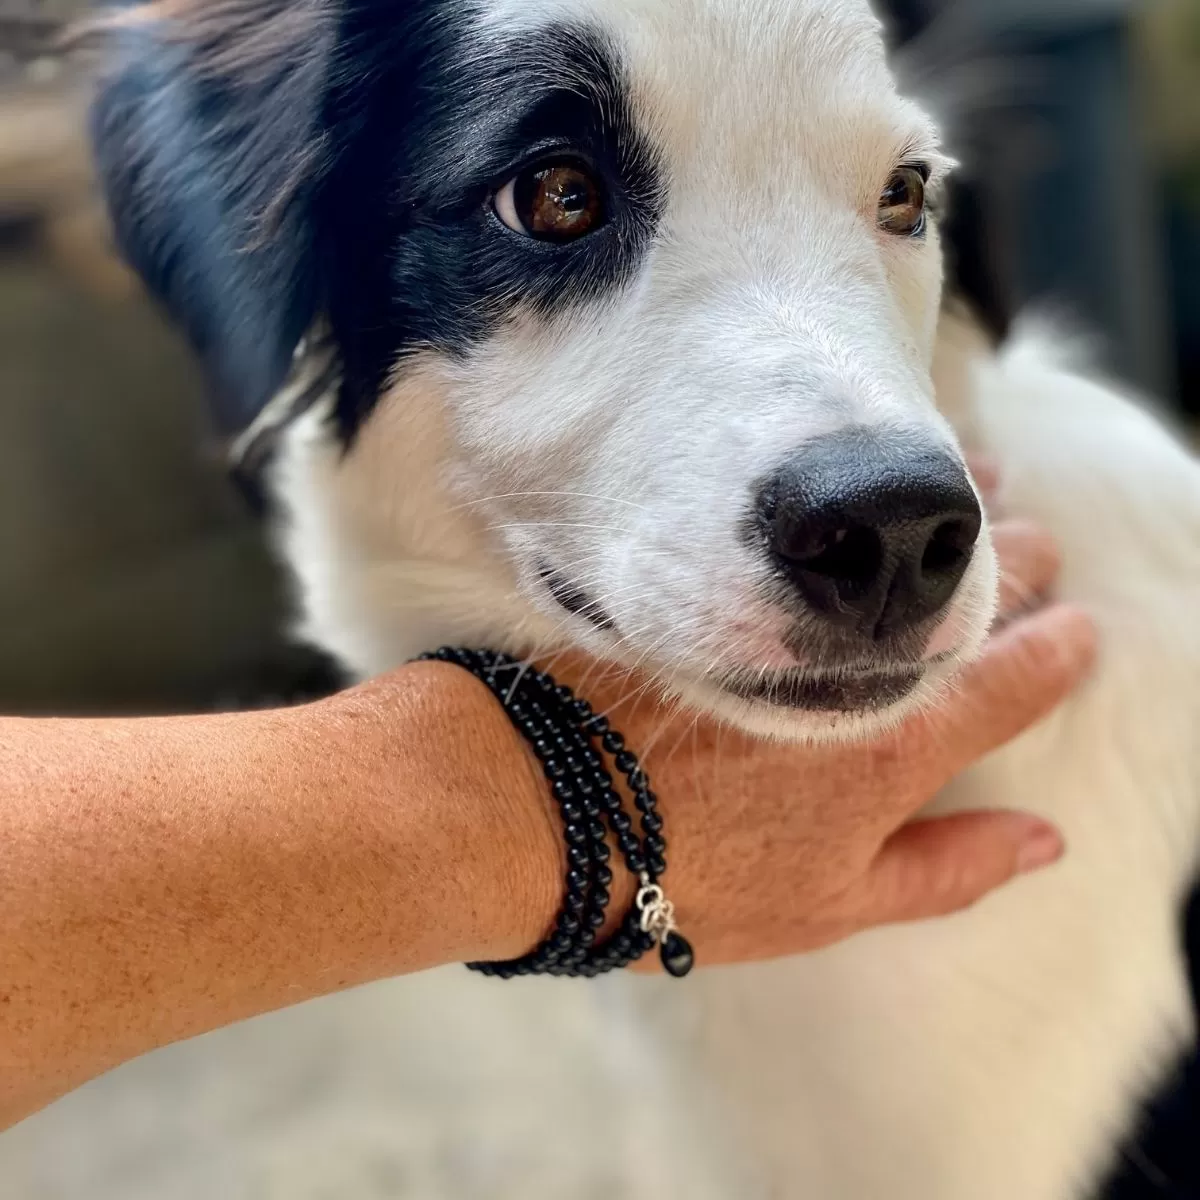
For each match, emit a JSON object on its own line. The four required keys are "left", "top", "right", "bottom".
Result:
{"left": 910, "top": 604, "right": 1097, "bottom": 781}
{"left": 864, "top": 811, "right": 1064, "bottom": 926}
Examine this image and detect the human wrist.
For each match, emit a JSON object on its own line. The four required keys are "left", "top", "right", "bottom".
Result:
{"left": 308, "top": 661, "right": 567, "bottom": 968}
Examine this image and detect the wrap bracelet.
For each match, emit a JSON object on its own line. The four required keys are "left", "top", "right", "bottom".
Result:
{"left": 419, "top": 648, "right": 695, "bottom": 979}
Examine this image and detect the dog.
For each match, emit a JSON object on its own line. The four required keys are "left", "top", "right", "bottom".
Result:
{"left": 90, "top": 0, "right": 1200, "bottom": 1195}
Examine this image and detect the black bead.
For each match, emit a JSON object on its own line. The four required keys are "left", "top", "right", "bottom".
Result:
{"left": 647, "top": 854, "right": 667, "bottom": 878}
{"left": 434, "top": 651, "right": 673, "bottom": 983}
{"left": 660, "top": 931, "right": 695, "bottom": 978}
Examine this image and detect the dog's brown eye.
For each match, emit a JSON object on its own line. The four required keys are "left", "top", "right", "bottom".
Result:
{"left": 878, "top": 166, "right": 927, "bottom": 237}
{"left": 494, "top": 161, "right": 605, "bottom": 242}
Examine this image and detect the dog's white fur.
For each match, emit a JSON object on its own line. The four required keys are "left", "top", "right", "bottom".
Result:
{"left": 278, "top": 0, "right": 997, "bottom": 742}
{"left": 268, "top": 0, "right": 1200, "bottom": 1194}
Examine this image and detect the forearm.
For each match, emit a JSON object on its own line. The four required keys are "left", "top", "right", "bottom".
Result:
{"left": 0, "top": 663, "right": 561, "bottom": 1128}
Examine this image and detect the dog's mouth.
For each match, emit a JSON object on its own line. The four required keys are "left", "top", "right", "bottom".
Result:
{"left": 717, "top": 666, "right": 924, "bottom": 713}
{"left": 539, "top": 565, "right": 616, "bottom": 632}
{"left": 537, "top": 563, "right": 935, "bottom": 715}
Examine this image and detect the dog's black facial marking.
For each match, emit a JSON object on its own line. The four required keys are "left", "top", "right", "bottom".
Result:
{"left": 91, "top": 2, "right": 665, "bottom": 447}
{"left": 325, "top": 15, "right": 666, "bottom": 438}
{"left": 539, "top": 564, "right": 618, "bottom": 634}
{"left": 91, "top": 0, "right": 336, "bottom": 434}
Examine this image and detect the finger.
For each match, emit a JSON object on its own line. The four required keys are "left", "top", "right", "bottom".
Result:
{"left": 864, "top": 811, "right": 1064, "bottom": 926}
{"left": 991, "top": 520, "right": 1062, "bottom": 619}
{"left": 914, "top": 604, "right": 1098, "bottom": 778}
{"left": 965, "top": 453, "right": 1000, "bottom": 505}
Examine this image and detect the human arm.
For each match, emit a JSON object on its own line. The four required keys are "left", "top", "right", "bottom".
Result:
{"left": 0, "top": 522, "right": 1094, "bottom": 1129}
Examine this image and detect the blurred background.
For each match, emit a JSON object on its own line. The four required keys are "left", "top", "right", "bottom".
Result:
{"left": 0, "top": 0, "right": 1197, "bottom": 1197}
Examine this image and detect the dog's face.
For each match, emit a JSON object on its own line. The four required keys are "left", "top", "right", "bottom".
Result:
{"left": 94, "top": 0, "right": 998, "bottom": 739}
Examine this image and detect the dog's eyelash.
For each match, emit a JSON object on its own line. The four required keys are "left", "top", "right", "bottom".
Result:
{"left": 924, "top": 178, "right": 948, "bottom": 219}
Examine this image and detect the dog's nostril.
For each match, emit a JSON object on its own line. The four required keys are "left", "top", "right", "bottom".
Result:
{"left": 782, "top": 525, "right": 882, "bottom": 598}
{"left": 921, "top": 519, "right": 976, "bottom": 576}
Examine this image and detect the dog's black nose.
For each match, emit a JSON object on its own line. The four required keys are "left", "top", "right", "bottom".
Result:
{"left": 757, "top": 429, "right": 982, "bottom": 641}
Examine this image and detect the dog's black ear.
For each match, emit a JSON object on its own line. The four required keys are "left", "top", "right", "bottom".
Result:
{"left": 90, "top": 0, "right": 336, "bottom": 434}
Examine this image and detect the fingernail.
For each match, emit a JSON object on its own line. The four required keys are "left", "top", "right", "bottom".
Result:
{"left": 1017, "top": 824, "right": 1065, "bottom": 874}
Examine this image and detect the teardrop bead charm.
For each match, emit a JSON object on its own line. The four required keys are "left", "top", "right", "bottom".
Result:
{"left": 660, "top": 930, "right": 695, "bottom": 978}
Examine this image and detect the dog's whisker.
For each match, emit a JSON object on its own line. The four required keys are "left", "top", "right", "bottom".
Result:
{"left": 487, "top": 522, "right": 639, "bottom": 536}
{"left": 448, "top": 490, "right": 651, "bottom": 515}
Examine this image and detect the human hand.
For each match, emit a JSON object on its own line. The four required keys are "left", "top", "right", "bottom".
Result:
{"left": 499, "top": 520, "right": 1095, "bottom": 967}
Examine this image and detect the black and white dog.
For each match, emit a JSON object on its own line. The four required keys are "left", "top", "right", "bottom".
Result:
{"left": 91, "top": 1, "right": 1200, "bottom": 1196}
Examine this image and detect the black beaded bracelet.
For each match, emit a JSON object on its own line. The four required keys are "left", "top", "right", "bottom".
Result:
{"left": 419, "top": 648, "right": 695, "bottom": 979}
